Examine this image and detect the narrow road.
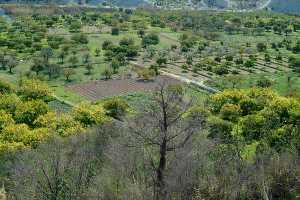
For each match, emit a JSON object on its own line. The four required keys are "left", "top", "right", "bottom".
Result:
{"left": 52, "top": 94, "right": 76, "bottom": 107}
{"left": 160, "top": 70, "right": 219, "bottom": 93}
{"left": 258, "top": 0, "right": 272, "bottom": 9}
{"left": 130, "top": 61, "right": 219, "bottom": 93}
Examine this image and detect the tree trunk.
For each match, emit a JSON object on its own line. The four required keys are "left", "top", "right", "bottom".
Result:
{"left": 262, "top": 181, "right": 270, "bottom": 200}
{"left": 156, "top": 138, "right": 167, "bottom": 200}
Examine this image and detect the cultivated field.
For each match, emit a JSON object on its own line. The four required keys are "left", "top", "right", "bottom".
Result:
{"left": 0, "top": 5, "right": 299, "bottom": 103}
{"left": 67, "top": 75, "right": 181, "bottom": 101}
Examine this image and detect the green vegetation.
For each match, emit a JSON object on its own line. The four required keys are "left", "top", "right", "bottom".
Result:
{"left": 208, "top": 88, "right": 300, "bottom": 152}
{"left": 0, "top": 4, "right": 300, "bottom": 200}
{"left": 0, "top": 79, "right": 114, "bottom": 154}
{"left": 2, "top": 83, "right": 300, "bottom": 200}
{"left": 0, "top": 6, "right": 299, "bottom": 103}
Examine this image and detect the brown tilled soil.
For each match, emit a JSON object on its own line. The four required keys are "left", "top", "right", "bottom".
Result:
{"left": 67, "top": 76, "right": 181, "bottom": 101}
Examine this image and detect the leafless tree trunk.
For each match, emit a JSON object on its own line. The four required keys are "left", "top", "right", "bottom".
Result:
{"left": 127, "top": 83, "right": 206, "bottom": 200}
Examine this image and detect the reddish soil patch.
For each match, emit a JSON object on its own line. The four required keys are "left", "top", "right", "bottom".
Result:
{"left": 67, "top": 76, "right": 181, "bottom": 101}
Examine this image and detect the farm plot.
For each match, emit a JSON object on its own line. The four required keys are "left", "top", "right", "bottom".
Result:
{"left": 67, "top": 76, "right": 181, "bottom": 101}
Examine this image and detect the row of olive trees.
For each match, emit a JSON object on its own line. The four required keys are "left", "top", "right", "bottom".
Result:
{"left": 28, "top": 46, "right": 104, "bottom": 81}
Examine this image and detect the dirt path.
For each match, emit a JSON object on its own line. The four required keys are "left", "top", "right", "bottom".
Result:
{"left": 130, "top": 61, "right": 218, "bottom": 93}
{"left": 160, "top": 70, "right": 219, "bottom": 93}
{"left": 159, "top": 33, "right": 179, "bottom": 43}
{"left": 258, "top": 0, "right": 272, "bottom": 9}
{"left": 52, "top": 94, "right": 76, "bottom": 107}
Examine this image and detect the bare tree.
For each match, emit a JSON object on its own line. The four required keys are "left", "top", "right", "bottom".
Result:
{"left": 127, "top": 83, "right": 206, "bottom": 200}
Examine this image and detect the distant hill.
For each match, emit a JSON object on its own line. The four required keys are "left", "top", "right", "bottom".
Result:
{"left": 87, "top": 0, "right": 146, "bottom": 7}
{"left": 269, "top": 0, "right": 300, "bottom": 13}
{"left": 0, "top": 0, "right": 300, "bottom": 13}
{"left": 150, "top": 0, "right": 300, "bottom": 13}
{"left": 0, "top": 0, "right": 147, "bottom": 7}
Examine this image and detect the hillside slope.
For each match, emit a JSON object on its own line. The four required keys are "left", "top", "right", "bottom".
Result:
{"left": 149, "top": 0, "right": 300, "bottom": 12}
{"left": 0, "top": 0, "right": 299, "bottom": 13}
{"left": 269, "top": 0, "right": 300, "bottom": 13}
{"left": 0, "top": 0, "right": 146, "bottom": 7}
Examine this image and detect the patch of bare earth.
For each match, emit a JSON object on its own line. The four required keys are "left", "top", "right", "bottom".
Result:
{"left": 66, "top": 76, "right": 181, "bottom": 101}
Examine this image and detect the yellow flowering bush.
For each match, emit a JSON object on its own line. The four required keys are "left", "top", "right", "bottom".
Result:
{"left": 72, "top": 102, "right": 108, "bottom": 127}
